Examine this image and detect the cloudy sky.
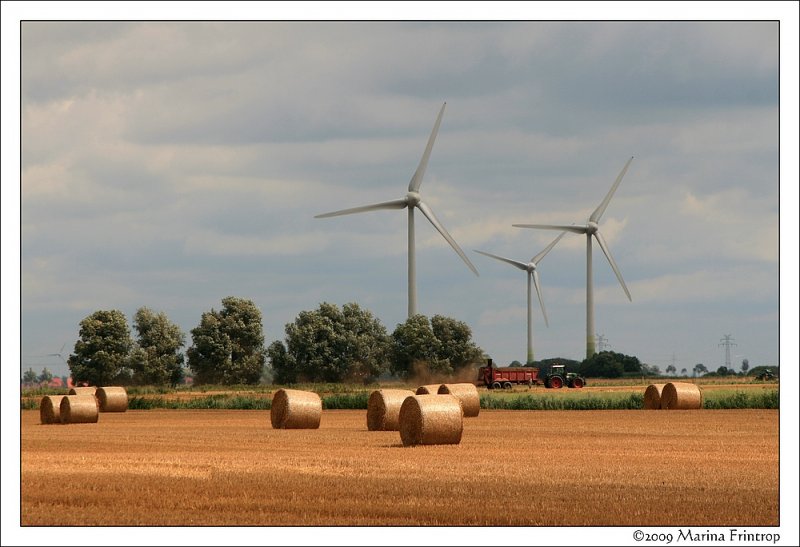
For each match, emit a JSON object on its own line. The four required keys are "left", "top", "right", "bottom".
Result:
{"left": 6, "top": 7, "right": 797, "bottom": 384}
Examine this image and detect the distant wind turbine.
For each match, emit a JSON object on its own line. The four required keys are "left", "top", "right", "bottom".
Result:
{"left": 474, "top": 231, "right": 566, "bottom": 365}
{"left": 32, "top": 342, "right": 67, "bottom": 362}
{"left": 315, "top": 102, "right": 479, "bottom": 317}
{"left": 514, "top": 156, "right": 634, "bottom": 359}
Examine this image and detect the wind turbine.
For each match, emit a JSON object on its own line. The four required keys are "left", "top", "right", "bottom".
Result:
{"left": 474, "top": 231, "right": 566, "bottom": 365}
{"left": 315, "top": 102, "right": 479, "bottom": 318}
{"left": 48, "top": 342, "right": 67, "bottom": 362}
{"left": 513, "top": 156, "right": 634, "bottom": 359}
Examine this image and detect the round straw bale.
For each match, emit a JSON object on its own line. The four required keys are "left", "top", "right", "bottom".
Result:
{"left": 643, "top": 384, "right": 666, "bottom": 410}
{"left": 96, "top": 386, "right": 128, "bottom": 412}
{"left": 399, "top": 394, "right": 463, "bottom": 446}
{"left": 367, "top": 389, "right": 415, "bottom": 431}
{"left": 438, "top": 383, "right": 481, "bottom": 417}
{"left": 660, "top": 382, "right": 703, "bottom": 410}
{"left": 59, "top": 395, "right": 99, "bottom": 424}
{"left": 270, "top": 389, "right": 322, "bottom": 429}
{"left": 68, "top": 386, "right": 97, "bottom": 397}
{"left": 415, "top": 384, "right": 443, "bottom": 395}
{"left": 40, "top": 395, "right": 65, "bottom": 424}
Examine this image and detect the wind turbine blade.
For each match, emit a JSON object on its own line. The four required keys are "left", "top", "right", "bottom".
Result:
{"left": 474, "top": 250, "right": 528, "bottom": 272}
{"left": 532, "top": 270, "right": 549, "bottom": 327}
{"left": 514, "top": 223, "right": 587, "bottom": 235}
{"left": 417, "top": 200, "right": 479, "bottom": 276}
{"left": 314, "top": 198, "right": 408, "bottom": 218}
{"left": 408, "top": 102, "right": 446, "bottom": 192}
{"left": 594, "top": 231, "right": 632, "bottom": 301}
{"left": 531, "top": 231, "right": 567, "bottom": 264}
{"left": 590, "top": 156, "right": 633, "bottom": 223}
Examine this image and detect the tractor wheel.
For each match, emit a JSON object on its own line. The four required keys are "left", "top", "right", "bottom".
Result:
{"left": 549, "top": 375, "right": 564, "bottom": 389}
{"left": 570, "top": 377, "right": 584, "bottom": 389}
{"left": 503, "top": 382, "right": 513, "bottom": 390}
{"left": 491, "top": 382, "right": 501, "bottom": 390}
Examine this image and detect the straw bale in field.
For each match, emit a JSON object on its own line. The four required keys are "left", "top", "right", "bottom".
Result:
{"left": 96, "top": 386, "right": 128, "bottom": 412}
{"left": 438, "top": 382, "right": 480, "bottom": 417}
{"left": 59, "top": 395, "right": 99, "bottom": 424}
{"left": 367, "top": 389, "right": 415, "bottom": 431}
{"left": 68, "top": 386, "right": 97, "bottom": 397}
{"left": 40, "top": 395, "right": 65, "bottom": 424}
{"left": 643, "top": 384, "right": 666, "bottom": 410}
{"left": 415, "top": 384, "right": 443, "bottom": 395}
{"left": 399, "top": 394, "right": 463, "bottom": 446}
{"left": 660, "top": 382, "right": 703, "bottom": 410}
{"left": 270, "top": 389, "right": 322, "bottom": 429}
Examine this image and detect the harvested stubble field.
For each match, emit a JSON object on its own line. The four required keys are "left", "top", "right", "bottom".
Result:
{"left": 21, "top": 408, "right": 777, "bottom": 526}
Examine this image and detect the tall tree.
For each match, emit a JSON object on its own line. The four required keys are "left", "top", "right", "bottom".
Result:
{"left": 131, "top": 307, "right": 186, "bottom": 386}
{"left": 666, "top": 364, "right": 676, "bottom": 376}
{"left": 741, "top": 359, "right": 750, "bottom": 375}
{"left": 431, "top": 315, "right": 483, "bottom": 372}
{"left": 187, "top": 297, "right": 266, "bottom": 385}
{"left": 390, "top": 314, "right": 483, "bottom": 379}
{"left": 579, "top": 351, "right": 626, "bottom": 378}
{"left": 693, "top": 363, "right": 708, "bottom": 377}
{"left": 68, "top": 310, "right": 134, "bottom": 386}
{"left": 270, "top": 302, "right": 390, "bottom": 384}
{"left": 37, "top": 367, "right": 53, "bottom": 384}
{"left": 23, "top": 368, "right": 38, "bottom": 384}
{"left": 579, "top": 350, "right": 643, "bottom": 378}
{"left": 390, "top": 315, "right": 444, "bottom": 378}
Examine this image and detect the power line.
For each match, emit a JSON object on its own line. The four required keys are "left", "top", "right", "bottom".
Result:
{"left": 718, "top": 334, "right": 737, "bottom": 368}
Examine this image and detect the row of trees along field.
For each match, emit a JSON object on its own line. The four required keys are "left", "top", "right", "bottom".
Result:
{"left": 53, "top": 296, "right": 772, "bottom": 387}
{"left": 61, "top": 297, "right": 483, "bottom": 386}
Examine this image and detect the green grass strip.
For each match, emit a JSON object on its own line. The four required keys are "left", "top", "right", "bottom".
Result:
{"left": 23, "top": 389, "right": 778, "bottom": 411}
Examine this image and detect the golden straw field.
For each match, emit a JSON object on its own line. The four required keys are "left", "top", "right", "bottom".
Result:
{"left": 21, "top": 408, "right": 778, "bottom": 526}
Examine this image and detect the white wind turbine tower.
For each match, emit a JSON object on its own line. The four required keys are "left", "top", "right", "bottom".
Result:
{"left": 474, "top": 231, "right": 566, "bottom": 365}
{"left": 514, "top": 157, "right": 634, "bottom": 359}
{"left": 315, "top": 102, "right": 479, "bottom": 318}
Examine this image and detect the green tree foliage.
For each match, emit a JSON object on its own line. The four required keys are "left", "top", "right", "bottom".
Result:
{"left": 130, "top": 307, "right": 186, "bottom": 386}
{"left": 187, "top": 297, "right": 267, "bottom": 385}
{"left": 665, "top": 364, "right": 677, "bottom": 375}
{"left": 269, "top": 302, "right": 390, "bottom": 384}
{"left": 693, "top": 363, "right": 708, "bottom": 377}
{"left": 22, "top": 368, "right": 38, "bottom": 384}
{"left": 641, "top": 363, "right": 660, "bottom": 376}
{"left": 38, "top": 367, "right": 53, "bottom": 384}
{"left": 390, "top": 314, "right": 483, "bottom": 379}
{"left": 741, "top": 359, "right": 749, "bottom": 374}
{"left": 579, "top": 351, "right": 642, "bottom": 378}
{"left": 67, "top": 309, "right": 134, "bottom": 386}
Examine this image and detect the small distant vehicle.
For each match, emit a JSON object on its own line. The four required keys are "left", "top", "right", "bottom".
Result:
{"left": 477, "top": 359, "right": 586, "bottom": 389}
{"left": 754, "top": 369, "right": 776, "bottom": 381}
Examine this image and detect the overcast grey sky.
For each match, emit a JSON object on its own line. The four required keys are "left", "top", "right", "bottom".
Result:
{"left": 3, "top": 3, "right": 799, "bottom": 545}
{"left": 13, "top": 16, "right": 789, "bottom": 380}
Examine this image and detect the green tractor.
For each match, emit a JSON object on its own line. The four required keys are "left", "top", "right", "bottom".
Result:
{"left": 754, "top": 369, "right": 776, "bottom": 382}
{"left": 544, "top": 364, "right": 586, "bottom": 389}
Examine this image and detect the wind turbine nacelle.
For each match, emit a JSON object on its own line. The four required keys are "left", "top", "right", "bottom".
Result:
{"left": 405, "top": 192, "right": 421, "bottom": 207}
{"left": 587, "top": 221, "right": 599, "bottom": 235}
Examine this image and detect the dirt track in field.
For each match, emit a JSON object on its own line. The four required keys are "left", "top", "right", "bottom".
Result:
{"left": 21, "top": 409, "right": 778, "bottom": 526}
